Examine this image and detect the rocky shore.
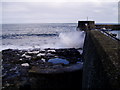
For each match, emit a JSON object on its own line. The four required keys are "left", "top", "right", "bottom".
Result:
{"left": 2, "top": 48, "right": 83, "bottom": 89}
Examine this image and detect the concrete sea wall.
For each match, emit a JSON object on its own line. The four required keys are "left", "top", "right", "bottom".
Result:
{"left": 95, "top": 24, "right": 120, "bottom": 30}
{"left": 82, "top": 30, "right": 120, "bottom": 89}
{"left": 29, "top": 66, "right": 83, "bottom": 89}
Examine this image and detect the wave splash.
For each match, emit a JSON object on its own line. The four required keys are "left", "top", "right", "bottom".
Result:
{"left": 42, "top": 31, "right": 85, "bottom": 49}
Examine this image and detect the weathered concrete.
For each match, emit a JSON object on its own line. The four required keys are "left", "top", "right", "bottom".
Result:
{"left": 77, "top": 21, "right": 95, "bottom": 30}
{"left": 82, "top": 30, "right": 120, "bottom": 89}
{"left": 29, "top": 64, "right": 83, "bottom": 89}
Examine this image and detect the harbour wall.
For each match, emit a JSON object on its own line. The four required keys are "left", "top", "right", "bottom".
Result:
{"left": 82, "top": 30, "right": 120, "bottom": 89}
{"left": 29, "top": 67, "right": 83, "bottom": 89}
{"left": 95, "top": 24, "right": 120, "bottom": 30}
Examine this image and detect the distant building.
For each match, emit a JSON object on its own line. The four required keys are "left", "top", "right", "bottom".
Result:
{"left": 77, "top": 21, "right": 95, "bottom": 31}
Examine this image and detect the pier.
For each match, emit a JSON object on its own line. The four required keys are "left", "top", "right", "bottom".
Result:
{"left": 77, "top": 21, "right": 120, "bottom": 89}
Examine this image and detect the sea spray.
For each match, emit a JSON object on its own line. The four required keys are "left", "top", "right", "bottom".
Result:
{"left": 42, "top": 31, "right": 85, "bottom": 49}
{"left": 59, "top": 31, "right": 85, "bottom": 48}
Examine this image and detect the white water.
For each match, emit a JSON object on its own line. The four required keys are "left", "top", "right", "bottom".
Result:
{"left": 1, "top": 31, "right": 85, "bottom": 51}
{"left": 42, "top": 31, "right": 85, "bottom": 49}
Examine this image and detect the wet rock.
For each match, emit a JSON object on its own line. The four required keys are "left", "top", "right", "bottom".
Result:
{"left": 21, "top": 63, "right": 29, "bottom": 67}
{"left": 2, "top": 48, "right": 83, "bottom": 89}
{"left": 37, "top": 53, "right": 45, "bottom": 57}
{"left": 47, "top": 50, "right": 56, "bottom": 53}
{"left": 22, "top": 54, "right": 31, "bottom": 59}
{"left": 39, "top": 49, "right": 46, "bottom": 53}
{"left": 9, "top": 67, "right": 17, "bottom": 71}
{"left": 19, "top": 58, "right": 23, "bottom": 61}
{"left": 46, "top": 53, "right": 54, "bottom": 57}
{"left": 31, "top": 56, "right": 41, "bottom": 61}
{"left": 41, "top": 58, "right": 46, "bottom": 62}
{"left": 27, "top": 51, "right": 39, "bottom": 54}
{"left": 52, "top": 64, "right": 63, "bottom": 69}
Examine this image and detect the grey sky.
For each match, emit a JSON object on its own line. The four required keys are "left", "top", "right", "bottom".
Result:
{"left": 2, "top": 1, "right": 119, "bottom": 23}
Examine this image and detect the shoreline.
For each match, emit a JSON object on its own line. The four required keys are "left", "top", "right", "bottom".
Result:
{"left": 2, "top": 48, "right": 83, "bottom": 89}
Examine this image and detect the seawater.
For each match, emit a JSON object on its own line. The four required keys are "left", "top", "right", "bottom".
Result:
{"left": 1, "top": 23, "right": 85, "bottom": 51}
{"left": 108, "top": 30, "right": 120, "bottom": 39}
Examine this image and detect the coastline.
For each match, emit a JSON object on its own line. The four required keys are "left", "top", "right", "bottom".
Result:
{"left": 2, "top": 48, "right": 83, "bottom": 89}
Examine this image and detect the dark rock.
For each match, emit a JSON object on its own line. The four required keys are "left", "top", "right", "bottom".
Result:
{"left": 2, "top": 48, "right": 83, "bottom": 89}
{"left": 31, "top": 56, "right": 41, "bottom": 61}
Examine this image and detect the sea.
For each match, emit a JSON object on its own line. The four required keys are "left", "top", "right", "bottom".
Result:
{"left": 1, "top": 23, "right": 120, "bottom": 51}
{"left": 108, "top": 30, "right": 120, "bottom": 39}
{"left": 1, "top": 23, "right": 85, "bottom": 51}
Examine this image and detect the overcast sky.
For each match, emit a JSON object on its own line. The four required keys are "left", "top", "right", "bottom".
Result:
{"left": 1, "top": 0, "right": 119, "bottom": 24}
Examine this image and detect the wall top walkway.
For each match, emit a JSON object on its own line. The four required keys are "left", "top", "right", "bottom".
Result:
{"left": 90, "top": 30, "right": 120, "bottom": 69}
